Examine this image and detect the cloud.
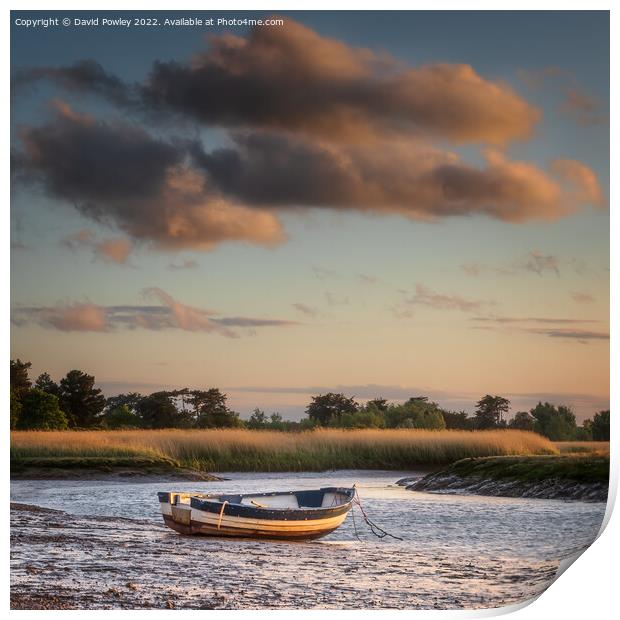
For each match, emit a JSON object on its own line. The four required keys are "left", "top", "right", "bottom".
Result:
{"left": 524, "top": 327, "right": 609, "bottom": 342}
{"left": 519, "top": 250, "right": 560, "bottom": 276}
{"left": 470, "top": 316, "right": 608, "bottom": 343}
{"left": 140, "top": 20, "right": 539, "bottom": 145}
{"left": 390, "top": 306, "right": 414, "bottom": 319}
{"left": 11, "top": 288, "right": 297, "bottom": 336}
{"left": 15, "top": 103, "right": 284, "bottom": 251}
{"left": 312, "top": 266, "right": 340, "bottom": 280}
{"left": 95, "top": 238, "right": 133, "bottom": 264}
{"left": 194, "top": 134, "right": 602, "bottom": 223}
{"left": 11, "top": 21, "right": 605, "bottom": 248}
{"left": 471, "top": 316, "right": 598, "bottom": 326}
{"left": 560, "top": 88, "right": 607, "bottom": 126}
{"left": 460, "top": 263, "right": 482, "bottom": 277}
{"left": 325, "top": 292, "right": 350, "bottom": 306}
{"left": 13, "top": 60, "right": 133, "bottom": 107}
{"left": 518, "top": 67, "right": 607, "bottom": 127}
{"left": 293, "top": 303, "right": 319, "bottom": 317}
{"left": 15, "top": 20, "right": 540, "bottom": 145}
{"left": 571, "top": 291, "right": 594, "bottom": 304}
{"left": 358, "top": 273, "right": 381, "bottom": 284}
{"left": 168, "top": 259, "right": 199, "bottom": 270}
{"left": 61, "top": 229, "right": 133, "bottom": 265}
{"left": 404, "top": 283, "right": 489, "bottom": 312}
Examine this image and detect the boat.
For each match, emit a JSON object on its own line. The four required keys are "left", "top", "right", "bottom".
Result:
{"left": 158, "top": 487, "right": 356, "bottom": 540}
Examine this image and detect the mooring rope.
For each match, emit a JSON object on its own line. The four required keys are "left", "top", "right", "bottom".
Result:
{"left": 352, "top": 487, "right": 403, "bottom": 541}
{"left": 217, "top": 500, "right": 229, "bottom": 530}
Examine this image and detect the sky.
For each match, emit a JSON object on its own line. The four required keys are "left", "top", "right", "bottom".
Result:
{"left": 10, "top": 11, "right": 610, "bottom": 421}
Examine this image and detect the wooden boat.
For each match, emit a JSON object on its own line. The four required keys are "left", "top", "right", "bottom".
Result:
{"left": 158, "top": 487, "right": 355, "bottom": 540}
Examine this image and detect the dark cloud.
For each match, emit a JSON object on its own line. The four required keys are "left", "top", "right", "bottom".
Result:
{"left": 142, "top": 20, "right": 539, "bottom": 145}
{"left": 193, "top": 132, "right": 603, "bottom": 222}
{"left": 13, "top": 60, "right": 134, "bottom": 107}
{"left": 11, "top": 20, "right": 605, "bottom": 248}
{"left": 14, "top": 103, "right": 284, "bottom": 250}
{"left": 14, "top": 20, "right": 539, "bottom": 145}
{"left": 11, "top": 288, "right": 297, "bottom": 336}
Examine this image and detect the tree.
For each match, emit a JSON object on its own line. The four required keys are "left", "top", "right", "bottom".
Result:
{"left": 574, "top": 421, "right": 593, "bottom": 441}
{"left": 443, "top": 410, "right": 473, "bottom": 430}
{"left": 59, "top": 370, "right": 106, "bottom": 427}
{"left": 508, "top": 411, "right": 535, "bottom": 431}
{"left": 17, "top": 388, "right": 68, "bottom": 430}
{"left": 384, "top": 399, "right": 446, "bottom": 430}
{"left": 530, "top": 402, "right": 577, "bottom": 440}
{"left": 474, "top": 395, "right": 510, "bottom": 429}
{"left": 105, "top": 392, "right": 144, "bottom": 415}
{"left": 590, "top": 410, "right": 610, "bottom": 441}
{"left": 306, "top": 393, "right": 359, "bottom": 426}
{"left": 103, "top": 404, "right": 141, "bottom": 429}
{"left": 247, "top": 408, "right": 268, "bottom": 429}
{"left": 366, "top": 398, "right": 388, "bottom": 412}
{"left": 136, "top": 391, "right": 182, "bottom": 428}
{"left": 10, "top": 388, "right": 22, "bottom": 429}
{"left": 190, "top": 389, "right": 242, "bottom": 428}
{"left": 10, "top": 359, "right": 32, "bottom": 399}
{"left": 35, "top": 372, "right": 61, "bottom": 398}
{"left": 269, "top": 412, "right": 285, "bottom": 430}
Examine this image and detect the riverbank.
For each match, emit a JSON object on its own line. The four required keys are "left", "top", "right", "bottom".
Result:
{"left": 11, "top": 456, "right": 222, "bottom": 481}
{"left": 11, "top": 428, "right": 558, "bottom": 474}
{"left": 401, "top": 456, "right": 609, "bottom": 501}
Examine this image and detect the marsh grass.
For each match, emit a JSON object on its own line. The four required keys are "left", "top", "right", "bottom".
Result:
{"left": 554, "top": 441, "right": 610, "bottom": 456}
{"left": 445, "top": 455, "right": 609, "bottom": 484}
{"left": 11, "top": 429, "right": 558, "bottom": 472}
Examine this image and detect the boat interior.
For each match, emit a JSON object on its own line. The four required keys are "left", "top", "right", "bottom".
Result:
{"left": 167, "top": 488, "right": 354, "bottom": 510}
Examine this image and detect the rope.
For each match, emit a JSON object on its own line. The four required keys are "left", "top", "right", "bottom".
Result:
{"left": 351, "top": 487, "right": 403, "bottom": 541}
{"left": 217, "top": 500, "right": 229, "bottom": 530}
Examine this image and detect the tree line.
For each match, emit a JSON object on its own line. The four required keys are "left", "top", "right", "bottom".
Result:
{"left": 302, "top": 392, "right": 609, "bottom": 441}
{"left": 9, "top": 359, "right": 610, "bottom": 441}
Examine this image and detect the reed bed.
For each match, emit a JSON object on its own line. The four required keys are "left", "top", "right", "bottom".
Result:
{"left": 554, "top": 441, "right": 610, "bottom": 456}
{"left": 11, "top": 429, "right": 558, "bottom": 472}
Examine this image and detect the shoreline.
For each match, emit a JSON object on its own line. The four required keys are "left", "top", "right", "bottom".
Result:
{"left": 400, "top": 456, "right": 609, "bottom": 502}
{"left": 11, "top": 456, "right": 224, "bottom": 481}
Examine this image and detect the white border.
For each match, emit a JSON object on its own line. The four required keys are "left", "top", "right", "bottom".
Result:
{"left": 4, "top": 2, "right": 615, "bottom": 618}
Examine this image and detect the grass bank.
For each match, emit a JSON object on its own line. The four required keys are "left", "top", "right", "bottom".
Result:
{"left": 554, "top": 441, "right": 610, "bottom": 456}
{"left": 437, "top": 455, "right": 609, "bottom": 484}
{"left": 10, "top": 454, "right": 221, "bottom": 481}
{"left": 11, "top": 428, "right": 557, "bottom": 473}
{"left": 407, "top": 455, "right": 609, "bottom": 501}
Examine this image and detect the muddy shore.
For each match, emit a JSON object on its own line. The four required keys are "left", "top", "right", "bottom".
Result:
{"left": 10, "top": 500, "right": 561, "bottom": 610}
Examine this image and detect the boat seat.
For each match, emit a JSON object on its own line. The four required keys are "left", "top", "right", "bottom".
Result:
{"left": 240, "top": 495, "right": 300, "bottom": 509}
